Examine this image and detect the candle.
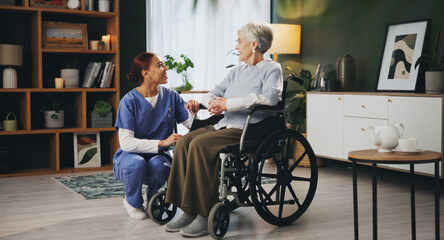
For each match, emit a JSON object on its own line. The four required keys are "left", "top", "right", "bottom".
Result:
{"left": 102, "top": 34, "right": 111, "bottom": 50}
{"left": 55, "top": 78, "right": 64, "bottom": 88}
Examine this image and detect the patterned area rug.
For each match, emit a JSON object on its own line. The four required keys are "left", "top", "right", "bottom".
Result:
{"left": 54, "top": 173, "right": 129, "bottom": 199}
{"left": 54, "top": 173, "right": 275, "bottom": 200}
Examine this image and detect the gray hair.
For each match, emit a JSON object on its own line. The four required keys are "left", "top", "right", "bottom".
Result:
{"left": 238, "top": 22, "right": 273, "bottom": 54}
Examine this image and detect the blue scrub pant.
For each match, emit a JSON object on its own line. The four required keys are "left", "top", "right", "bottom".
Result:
{"left": 113, "top": 152, "right": 171, "bottom": 208}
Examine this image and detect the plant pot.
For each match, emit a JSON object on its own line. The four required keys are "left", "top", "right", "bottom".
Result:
{"left": 44, "top": 110, "right": 64, "bottom": 128}
{"left": 425, "top": 71, "right": 444, "bottom": 93}
{"left": 61, "top": 69, "right": 79, "bottom": 88}
{"left": 293, "top": 133, "right": 325, "bottom": 168}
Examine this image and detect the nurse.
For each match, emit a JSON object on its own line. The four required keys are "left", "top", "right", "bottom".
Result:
{"left": 113, "top": 52, "right": 196, "bottom": 220}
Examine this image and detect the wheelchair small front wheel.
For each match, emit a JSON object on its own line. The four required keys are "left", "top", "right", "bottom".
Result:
{"left": 208, "top": 202, "right": 230, "bottom": 240}
{"left": 147, "top": 190, "right": 177, "bottom": 225}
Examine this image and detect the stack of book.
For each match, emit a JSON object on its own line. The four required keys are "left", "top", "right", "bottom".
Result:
{"left": 82, "top": 62, "right": 115, "bottom": 88}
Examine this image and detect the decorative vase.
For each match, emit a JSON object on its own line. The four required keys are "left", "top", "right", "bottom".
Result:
{"left": 313, "top": 64, "right": 339, "bottom": 91}
{"left": 60, "top": 69, "right": 79, "bottom": 88}
{"left": 425, "top": 71, "right": 444, "bottom": 93}
{"left": 44, "top": 110, "right": 64, "bottom": 128}
{"left": 336, "top": 54, "right": 355, "bottom": 91}
{"left": 98, "top": 0, "right": 110, "bottom": 12}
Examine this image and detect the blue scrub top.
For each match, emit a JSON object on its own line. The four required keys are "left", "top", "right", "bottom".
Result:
{"left": 113, "top": 86, "right": 188, "bottom": 160}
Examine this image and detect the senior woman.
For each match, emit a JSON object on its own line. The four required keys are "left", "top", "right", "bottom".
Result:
{"left": 164, "top": 22, "right": 283, "bottom": 237}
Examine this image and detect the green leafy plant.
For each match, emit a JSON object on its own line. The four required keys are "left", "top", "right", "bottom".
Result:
{"left": 415, "top": 27, "right": 444, "bottom": 71}
{"left": 284, "top": 68, "right": 314, "bottom": 132}
{"left": 64, "top": 59, "right": 79, "bottom": 69}
{"left": 42, "top": 93, "right": 64, "bottom": 119}
{"left": 164, "top": 54, "right": 194, "bottom": 91}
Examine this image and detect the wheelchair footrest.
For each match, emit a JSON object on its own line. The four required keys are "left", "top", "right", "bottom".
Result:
{"left": 221, "top": 143, "right": 260, "bottom": 153}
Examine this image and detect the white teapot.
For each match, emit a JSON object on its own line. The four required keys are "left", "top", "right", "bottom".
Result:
{"left": 368, "top": 121, "right": 404, "bottom": 152}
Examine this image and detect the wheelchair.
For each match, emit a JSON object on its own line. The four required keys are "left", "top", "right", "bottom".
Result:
{"left": 147, "top": 80, "right": 318, "bottom": 239}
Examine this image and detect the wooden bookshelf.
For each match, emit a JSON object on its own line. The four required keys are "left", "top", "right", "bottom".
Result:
{"left": 0, "top": 1, "right": 120, "bottom": 177}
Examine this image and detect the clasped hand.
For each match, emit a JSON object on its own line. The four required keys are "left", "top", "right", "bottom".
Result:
{"left": 208, "top": 97, "right": 227, "bottom": 115}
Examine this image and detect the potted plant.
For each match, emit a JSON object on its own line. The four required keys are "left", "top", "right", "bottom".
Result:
{"left": 164, "top": 54, "right": 194, "bottom": 91}
{"left": 42, "top": 93, "right": 64, "bottom": 129}
{"left": 61, "top": 59, "right": 79, "bottom": 88}
{"left": 415, "top": 27, "right": 444, "bottom": 93}
{"left": 284, "top": 68, "right": 324, "bottom": 167}
{"left": 284, "top": 68, "right": 313, "bottom": 132}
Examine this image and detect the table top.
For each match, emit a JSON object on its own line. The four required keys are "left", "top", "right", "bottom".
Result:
{"left": 348, "top": 149, "right": 442, "bottom": 164}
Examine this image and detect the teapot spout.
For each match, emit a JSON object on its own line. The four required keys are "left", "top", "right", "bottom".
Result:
{"left": 368, "top": 126, "right": 381, "bottom": 146}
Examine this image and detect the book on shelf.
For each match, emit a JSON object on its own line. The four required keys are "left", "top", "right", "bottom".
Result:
{"left": 82, "top": 62, "right": 100, "bottom": 88}
{"left": 100, "top": 61, "right": 112, "bottom": 88}
{"left": 83, "top": 61, "right": 114, "bottom": 88}
{"left": 106, "top": 63, "right": 115, "bottom": 88}
{"left": 92, "top": 63, "right": 106, "bottom": 88}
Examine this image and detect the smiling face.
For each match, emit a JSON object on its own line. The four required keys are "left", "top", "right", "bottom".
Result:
{"left": 142, "top": 55, "right": 168, "bottom": 85}
{"left": 235, "top": 32, "right": 256, "bottom": 63}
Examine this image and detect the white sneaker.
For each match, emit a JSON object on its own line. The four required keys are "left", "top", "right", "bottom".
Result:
{"left": 123, "top": 197, "right": 148, "bottom": 220}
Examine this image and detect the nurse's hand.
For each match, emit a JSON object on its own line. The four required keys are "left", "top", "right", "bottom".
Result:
{"left": 159, "top": 133, "right": 182, "bottom": 147}
{"left": 186, "top": 99, "right": 200, "bottom": 113}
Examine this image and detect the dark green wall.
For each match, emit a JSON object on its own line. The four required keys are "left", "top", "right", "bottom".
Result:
{"left": 272, "top": 0, "right": 444, "bottom": 91}
{"left": 119, "top": 1, "right": 146, "bottom": 96}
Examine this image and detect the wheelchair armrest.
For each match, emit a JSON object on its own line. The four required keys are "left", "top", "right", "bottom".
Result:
{"left": 246, "top": 103, "right": 284, "bottom": 115}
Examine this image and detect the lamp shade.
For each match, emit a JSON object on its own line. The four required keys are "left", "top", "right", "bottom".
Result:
{"left": 0, "top": 44, "right": 23, "bottom": 66}
{"left": 266, "top": 24, "right": 301, "bottom": 55}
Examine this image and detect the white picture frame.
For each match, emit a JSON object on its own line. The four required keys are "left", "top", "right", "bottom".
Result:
{"left": 377, "top": 20, "right": 428, "bottom": 91}
{"left": 73, "top": 132, "right": 101, "bottom": 168}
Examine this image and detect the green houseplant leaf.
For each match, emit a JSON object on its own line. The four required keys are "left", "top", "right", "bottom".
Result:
{"left": 164, "top": 54, "right": 194, "bottom": 91}
{"left": 415, "top": 27, "right": 444, "bottom": 71}
{"left": 284, "top": 69, "right": 313, "bottom": 132}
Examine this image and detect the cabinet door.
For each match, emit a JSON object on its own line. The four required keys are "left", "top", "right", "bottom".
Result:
{"left": 387, "top": 96, "right": 442, "bottom": 175}
{"left": 307, "top": 94, "right": 344, "bottom": 159}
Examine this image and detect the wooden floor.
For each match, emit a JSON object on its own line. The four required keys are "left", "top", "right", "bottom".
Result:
{"left": 0, "top": 161, "right": 443, "bottom": 240}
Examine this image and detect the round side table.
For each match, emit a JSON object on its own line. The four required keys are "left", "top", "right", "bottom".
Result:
{"left": 348, "top": 149, "right": 441, "bottom": 240}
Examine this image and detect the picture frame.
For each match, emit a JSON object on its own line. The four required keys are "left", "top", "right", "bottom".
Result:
{"left": 42, "top": 21, "right": 88, "bottom": 49}
{"left": 377, "top": 20, "right": 428, "bottom": 91}
{"left": 73, "top": 132, "right": 101, "bottom": 168}
{"left": 30, "top": 0, "right": 67, "bottom": 9}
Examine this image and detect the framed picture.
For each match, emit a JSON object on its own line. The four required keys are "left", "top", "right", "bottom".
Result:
{"left": 42, "top": 21, "right": 88, "bottom": 49}
{"left": 74, "top": 132, "right": 101, "bottom": 168}
{"left": 377, "top": 20, "right": 428, "bottom": 91}
{"left": 30, "top": 0, "right": 67, "bottom": 9}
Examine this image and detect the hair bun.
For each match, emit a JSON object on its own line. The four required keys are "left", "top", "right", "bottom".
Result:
{"left": 127, "top": 72, "right": 139, "bottom": 83}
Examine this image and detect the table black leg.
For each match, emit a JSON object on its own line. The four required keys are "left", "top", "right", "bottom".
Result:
{"left": 353, "top": 161, "right": 359, "bottom": 240}
{"left": 372, "top": 162, "right": 377, "bottom": 240}
{"left": 435, "top": 161, "right": 440, "bottom": 240}
{"left": 410, "top": 164, "right": 416, "bottom": 240}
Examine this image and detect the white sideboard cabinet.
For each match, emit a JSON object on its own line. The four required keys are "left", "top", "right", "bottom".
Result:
{"left": 307, "top": 92, "right": 443, "bottom": 178}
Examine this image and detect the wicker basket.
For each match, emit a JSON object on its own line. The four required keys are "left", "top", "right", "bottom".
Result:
{"left": 294, "top": 133, "right": 325, "bottom": 168}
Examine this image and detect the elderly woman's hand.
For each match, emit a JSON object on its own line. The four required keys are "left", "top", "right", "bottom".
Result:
{"left": 185, "top": 99, "right": 200, "bottom": 113}
{"left": 208, "top": 97, "right": 227, "bottom": 115}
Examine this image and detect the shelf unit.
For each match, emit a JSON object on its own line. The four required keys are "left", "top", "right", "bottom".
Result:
{"left": 0, "top": 0, "right": 120, "bottom": 177}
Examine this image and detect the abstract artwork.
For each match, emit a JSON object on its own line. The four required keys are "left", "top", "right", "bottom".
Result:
{"left": 74, "top": 132, "right": 101, "bottom": 168}
{"left": 377, "top": 20, "right": 428, "bottom": 91}
{"left": 388, "top": 34, "right": 417, "bottom": 79}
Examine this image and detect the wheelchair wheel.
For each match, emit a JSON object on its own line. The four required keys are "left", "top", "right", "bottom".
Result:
{"left": 147, "top": 190, "right": 177, "bottom": 225}
{"left": 208, "top": 202, "right": 230, "bottom": 240}
{"left": 249, "top": 129, "right": 318, "bottom": 226}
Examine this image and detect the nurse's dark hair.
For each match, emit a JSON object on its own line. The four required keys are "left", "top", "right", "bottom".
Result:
{"left": 127, "top": 52, "right": 155, "bottom": 84}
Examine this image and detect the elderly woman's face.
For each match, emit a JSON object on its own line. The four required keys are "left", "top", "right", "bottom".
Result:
{"left": 235, "top": 33, "right": 254, "bottom": 62}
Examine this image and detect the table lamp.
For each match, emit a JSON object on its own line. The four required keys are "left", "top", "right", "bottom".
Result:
{"left": 0, "top": 44, "right": 23, "bottom": 88}
{"left": 266, "top": 24, "right": 301, "bottom": 62}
